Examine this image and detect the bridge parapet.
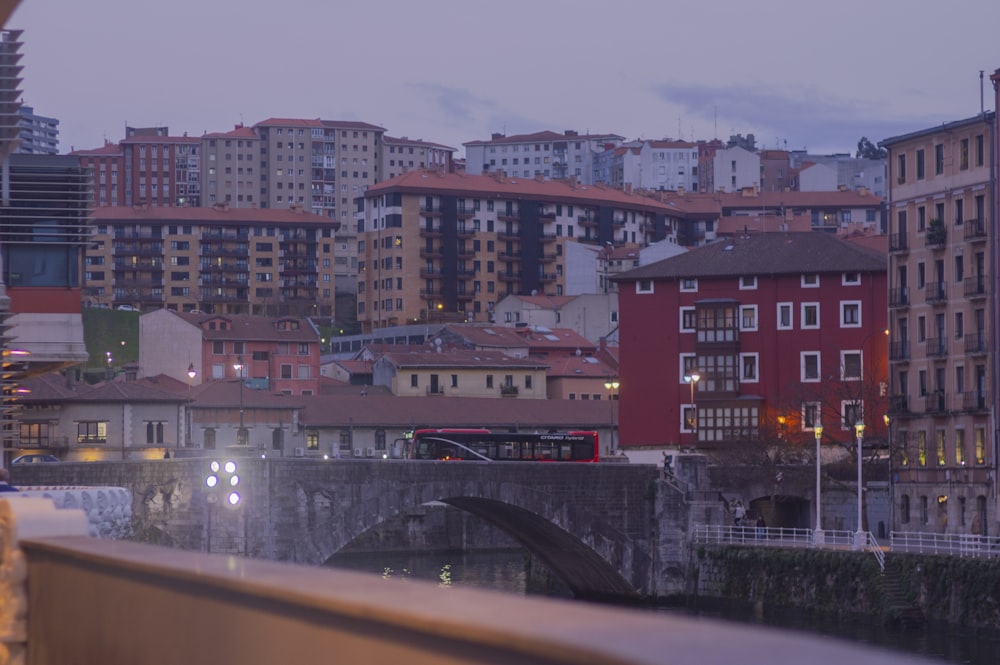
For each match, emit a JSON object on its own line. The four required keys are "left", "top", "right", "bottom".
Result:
{"left": 17, "top": 486, "right": 133, "bottom": 539}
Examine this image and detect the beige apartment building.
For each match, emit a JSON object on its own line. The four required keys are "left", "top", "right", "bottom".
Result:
{"left": 383, "top": 135, "right": 456, "bottom": 180}
{"left": 84, "top": 205, "right": 340, "bottom": 317}
{"left": 201, "top": 125, "right": 261, "bottom": 208}
{"left": 881, "top": 111, "right": 997, "bottom": 536}
{"left": 355, "top": 170, "right": 677, "bottom": 332}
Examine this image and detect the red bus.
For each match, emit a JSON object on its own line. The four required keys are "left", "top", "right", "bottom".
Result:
{"left": 402, "top": 428, "right": 600, "bottom": 462}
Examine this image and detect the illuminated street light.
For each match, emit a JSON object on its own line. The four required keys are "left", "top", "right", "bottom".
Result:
{"left": 603, "top": 378, "right": 620, "bottom": 455}
{"left": 683, "top": 372, "right": 701, "bottom": 448}
{"left": 233, "top": 357, "right": 246, "bottom": 445}
{"left": 854, "top": 420, "right": 866, "bottom": 550}
{"left": 813, "top": 424, "right": 824, "bottom": 546}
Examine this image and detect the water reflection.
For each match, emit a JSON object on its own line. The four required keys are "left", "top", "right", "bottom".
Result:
{"left": 327, "top": 548, "right": 1000, "bottom": 665}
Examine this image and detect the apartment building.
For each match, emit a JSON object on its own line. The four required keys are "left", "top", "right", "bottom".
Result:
{"left": 614, "top": 232, "right": 888, "bottom": 457}
{"left": 592, "top": 140, "right": 701, "bottom": 192}
{"left": 464, "top": 130, "right": 624, "bottom": 185}
{"left": 880, "top": 110, "right": 997, "bottom": 536}
{"left": 15, "top": 104, "right": 58, "bottom": 155}
{"left": 72, "top": 126, "right": 202, "bottom": 207}
{"left": 84, "top": 205, "right": 340, "bottom": 317}
{"left": 355, "top": 170, "right": 677, "bottom": 332}
{"left": 201, "top": 124, "right": 261, "bottom": 208}
{"left": 383, "top": 135, "right": 455, "bottom": 180}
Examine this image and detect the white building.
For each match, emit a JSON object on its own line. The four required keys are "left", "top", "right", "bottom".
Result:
{"left": 463, "top": 130, "right": 624, "bottom": 185}
{"left": 710, "top": 146, "right": 761, "bottom": 193}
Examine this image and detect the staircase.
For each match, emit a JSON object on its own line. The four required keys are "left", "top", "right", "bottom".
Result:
{"left": 879, "top": 557, "right": 925, "bottom": 629}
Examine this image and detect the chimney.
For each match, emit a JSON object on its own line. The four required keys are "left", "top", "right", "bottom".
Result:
{"left": 677, "top": 185, "right": 685, "bottom": 196}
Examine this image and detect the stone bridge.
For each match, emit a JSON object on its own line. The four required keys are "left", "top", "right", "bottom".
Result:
{"left": 12, "top": 458, "right": 669, "bottom": 601}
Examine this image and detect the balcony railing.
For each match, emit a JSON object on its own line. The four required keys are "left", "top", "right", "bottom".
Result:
{"left": 964, "top": 218, "right": 987, "bottom": 241}
{"left": 962, "top": 391, "right": 989, "bottom": 412}
{"left": 888, "top": 286, "right": 909, "bottom": 308}
{"left": 924, "top": 391, "right": 948, "bottom": 414}
{"left": 889, "top": 340, "right": 910, "bottom": 362}
{"left": 887, "top": 394, "right": 910, "bottom": 415}
{"left": 888, "top": 233, "right": 908, "bottom": 253}
{"left": 965, "top": 332, "right": 988, "bottom": 355}
{"left": 925, "top": 282, "right": 947, "bottom": 304}
{"left": 925, "top": 337, "right": 947, "bottom": 358}
{"left": 964, "top": 276, "right": 987, "bottom": 299}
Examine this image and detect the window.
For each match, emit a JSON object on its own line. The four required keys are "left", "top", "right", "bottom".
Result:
{"left": 306, "top": 430, "right": 319, "bottom": 451}
{"left": 680, "top": 278, "right": 697, "bottom": 292}
{"left": 636, "top": 279, "right": 653, "bottom": 294}
{"left": 936, "top": 429, "right": 946, "bottom": 466}
{"left": 739, "top": 275, "right": 757, "bottom": 290}
{"left": 801, "top": 303, "right": 819, "bottom": 329}
{"left": 842, "top": 272, "right": 860, "bottom": 285}
{"left": 77, "top": 421, "right": 108, "bottom": 444}
{"left": 841, "top": 301, "right": 861, "bottom": 327}
{"left": 917, "top": 431, "right": 927, "bottom": 467}
{"left": 934, "top": 144, "right": 944, "bottom": 176}
{"left": 777, "top": 303, "right": 793, "bottom": 330}
{"left": 410, "top": 374, "right": 419, "bottom": 388}
{"left": 975, "top": 427, "right": 986, "bottom": 464}
{"left": 916, "top": 149, "right": 925, "bottom": 180}
{"left": 680, "top": 307, "right": 696, "bottom": 332}
{"left": 145, "top": 421, "right": 165, "bottom": 444}
{"left": 801, "top": 352, "right": 820, "bottom": 382}
{"left": 486, "top": 374, "right": 493, "bottom": 389}
{"left": 740, "top": 353, "right": 758, "bottom": 382}
{"left": 280, "top": 364, "right": 292, "bottom": 379}
{"left": 802, "top": 402, "right": 821, "bottom": 430}
{"left": 956, "top": 429, "right": 966, "bottom": 466}
{"left": 740, "top": 305, "right": 757, "bottom": 331}
{"left": 801, "top": 274, "right": 819, "bottom": 288}
{"left": 842, "top": 351, "right": 862, "bottom": 380}
{"left": 842, "top": 401, "right": 863, "bottom": 430}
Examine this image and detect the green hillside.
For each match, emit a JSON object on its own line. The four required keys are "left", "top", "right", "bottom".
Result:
{"left": 81, "top": 308, "right": 140, "bottom": 377}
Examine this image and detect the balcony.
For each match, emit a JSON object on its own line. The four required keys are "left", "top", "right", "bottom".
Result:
{"left": 500, "top": 384, "right": 519, "bottom": 397}
{"left": 497, "top": 211, "right": 518, "bottom": 222}
{"left": 456, "top": 290, "right": 475, "bottom": 302}
{"left": 925, "top": 337, "right": 947, "bottom": 358}
{"left": 578, "top": 215, "right": 598, "bottom": 228}
{"left": 964, "top": 218, "right": 987, "bottom": 242}
{"left": 888, "top": 286, "right": 909, "bottom": 309}
{"left": 963, "top": 390, "right": 989, "bottom": 412}
{"left": 965, "top": 332, "right": 988, "bottom": 355}
{"left": 497, "top": 228, "right": 519, "bottom": 241}
{"left": 924, "top": 391, "right": 948, "bottom": 414}
{"left": 418, "top": 205, "right": 441, "bottom": 217}
{"left": 539, "top": 252, "right": 558, "bottom": 263}
{"left": 497, "top": 270, "right": 521, "bottom": 282}
{"left": 418, "top": 288, "right": 443, "bottom": 300}
{"left": 419, "top": 267, "right": 443, "bottom": 279}
{"left": 419, "top": 246, "right": 442, "bottom": 260}
{"left": 925, "top": 282, "right": 947, "bottom": 305}
{"left": 964, "top": 275, "right": 987, "bottom": 299}
{"left": 888, "top": 233, "right": 908, "bottom": 253}
{"left": 498, "top": 250, "right": 521, "bottom": 261}
{"left": 540, "top": 232, "right": 557, "bottom": 243}
{"left": 887, "top": 394, "right": 910, "bottom": 416}
{"left": 456, "top": 206, "right": 474, "bottom": 219}
{"left": 456, "top": 226, "right": 475, "bottom": 239}
{"left": 925, "top": 223, "right": 946, "bottom": 249}
{"left": 419, "top": 225, "right": 442, "bottom": 238}
{"left": 889, "top": 340, "right": 910, "bottom": 362}
{"left": 539, "top": 272, "right": 557, "bottom": 283}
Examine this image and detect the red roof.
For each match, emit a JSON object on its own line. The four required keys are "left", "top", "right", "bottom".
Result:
{"left": 203, "top": 126, "right": 259, "bottom": 139}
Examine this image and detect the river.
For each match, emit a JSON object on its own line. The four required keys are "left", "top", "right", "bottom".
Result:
{"left": 326, "top": 548, "right": 1000, "bottom": 665}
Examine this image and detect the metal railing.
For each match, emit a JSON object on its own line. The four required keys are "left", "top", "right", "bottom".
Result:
{"left": 889, "top": 531, "right": 1000, "bottom": 558}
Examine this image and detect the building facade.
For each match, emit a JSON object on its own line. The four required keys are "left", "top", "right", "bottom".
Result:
{"left": 880, "top": 110, "right": 997, "bottom": 536}
{"left": 84, "top": 205, "right": 340, "bottom": 317}
{"left": 15, "top": 104, "right": 58, "bottom": 155}
{"left": 355, "top": 170, "right": 676, "bottom": 331}
{"left": 614, "top": 232, "right": 888, "bottom": 458}
{"left": 382, "top": 136, "right": 455, "bottom": 180}
{"left": 463, "top": 130, "right": 624, "bottom": 185}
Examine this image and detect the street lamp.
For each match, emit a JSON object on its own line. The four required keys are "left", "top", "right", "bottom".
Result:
{"left": 603, "top": 378, "right": 620, "bottom": 455}
{"left": 233, "top": 357, "right": 246, "bottom": 446}
{"left": 683, "top": 372, "right": 700, "bottom": 448}
{"left": 813, "top": 424, "right": 824, "bottom": 546}
{"left": 205, "top": 459, "right": 241, "bottom": 552}
{"left": 884, "top": 413, "right": 893, "bottom": 534}
{"left": 854, "top": 420, "right": 866, "bottom": 550}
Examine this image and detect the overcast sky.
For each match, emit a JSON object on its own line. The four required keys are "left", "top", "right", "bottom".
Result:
{"left": 10, "top": 0, "right": 1000, "bottom": 157}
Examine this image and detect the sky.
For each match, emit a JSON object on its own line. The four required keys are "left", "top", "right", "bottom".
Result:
{"left": 10, "top": 0, "right": 1000, "bottom": 158}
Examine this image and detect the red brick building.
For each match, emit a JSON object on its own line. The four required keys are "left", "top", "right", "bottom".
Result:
{"left": 614, "top": 232, "right": 887, "bottom": 450}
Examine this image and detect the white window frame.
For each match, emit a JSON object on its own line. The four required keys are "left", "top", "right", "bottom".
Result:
{"left": 801, "top": 351, "right": 821, "bottom": 382}
{"left": 679, "top": 353, "right": 696, "bottom": 383}
{"left": 801, "top": 302, "right": 820, "bottom": 329}
{"left": 680, "top": 278, "right": 698, "bottom": 292}
{"left": 842, "top": 272, "right": 861, "bottom": 286}
{"left": 636, "top": 279, "right": 654, "bottom": 294}
{"left": 739, "top": 275, "right": 757, "bottom": 290}
{"left": 841, "top": 350, "right": 862, "bottom": 381}
{"left": 680, "top": 405, "right": 696, "bottom": 433}
{"left": 802, "top": 401, "right": 821, "bottom": 431}
{"left": 679, "top": 306, "right": 696, "bottom": 333}
{"left": 840, "top": 300, "right": 862, "bottom": 328}
{"left": 777, "top": 302, "right": 793, "bottom": 330}
{"left": 801, "top": 274, "right": 820, "bottom": 288}
{"left": 841, "top": 400, "right": 864, "bottom": 431}
{"left": 740, "top": 352, "right": 759, "bottom": 383}
{"left": 740, "top": 305, "right": 758, "bottom": 331}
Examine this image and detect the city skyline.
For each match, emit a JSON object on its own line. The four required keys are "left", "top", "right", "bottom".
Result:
{"left": 10, "top": 0, "right": 1000, "bottom": 158}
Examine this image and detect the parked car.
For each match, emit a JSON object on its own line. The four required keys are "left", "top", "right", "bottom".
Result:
{"left": 11, "top": 454, "right": 60, "bottom": 464}
{"left": 116, "top": 305, "right": 137, "bottom": 312}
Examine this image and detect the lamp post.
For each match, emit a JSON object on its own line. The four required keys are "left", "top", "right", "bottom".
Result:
{"left": 205, "top": 459, "right": 241, "bottom": 553}
{"left": 603, "top": 378, "right": 620, "bottom": 455}
{"left": 884, "top": 413, "right": 893, "bottom": 534}
{"left": 683, "top": 372, "right": 700, "bottom": 448}
{"left": 186, "top": 363, "right": 197, "bottom": 446}
{"left": 813, "top": 424, "right": 824, "bottom": 546}
{"left": 854, "top": 420, "right": 866, "bottom": 550}
{"left": 233, "top": 357, "right": 246, "bottom": 446}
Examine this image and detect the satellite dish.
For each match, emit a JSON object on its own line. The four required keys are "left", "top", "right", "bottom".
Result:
{"left": 575, "top": 348, "right": 582, "bottom": 356}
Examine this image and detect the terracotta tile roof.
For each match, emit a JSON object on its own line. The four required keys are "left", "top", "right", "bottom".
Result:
{"left": 21, "top": 373, "right": 187, "bottom": 404}
{"left": 69, "top": 143, "right": 122, "bottom": 156}
{"left": 436, "top": 324, "right": 526, "bottom": 349}
{"left": 298, "top": 393, "right": 609, "bottom": 429}
{"left": 378, "top": 348, "right": 549, "bottom": 370}
{"left": 367, "top": 170, "right": 675, "bottom": 213}
{"left": 332, "top": 359, "right": 375, "bottom": 374}
{"left": 90, "top": 205, "right": 338, "bottom": 229}
{"left": 18, "top": 372, "right": 82, "bottom": 400}
{"left": 512, "top": 327, "right": 596, "bottom": 354}
{"left": 321, "top": 119, "right": 386, "bottom": 132}
{"left": 202, "top": 126, "right": 259, "bottom": 139}
{"left": 544, "top": 355, "right": 616, "bottom": 378}
{"left": 254, "top": 118, "right": 325, "bottom": 128}
{"left": 168, "top": 311, "right": 320, "bottom": 342}
{"left": 615, "top": 231, "right": 885, "bottom": 281}
{"left": 506, "top": 294, "right": 578, "bottom": 309}
{"left": 188, "top": 379, "right": 307, "bottom": 409}
{"left": 383, "top": 135, "right": 456, "bottom": 151}
{"left": 463, "top": 130, "right": 624, "bottom": 147}
{"left": 120, "top": 135, "right": 200, "bottom": 145}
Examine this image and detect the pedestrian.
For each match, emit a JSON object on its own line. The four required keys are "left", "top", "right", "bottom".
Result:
{"left": 733, "top": 500, "right": 746, "bottom": 526}
{"left": 0, "top": 468, "right": 18, "bottom": 492}
{"left": 661, "top": 452, "right": 672, "bottom": 478}
{"left": 756, "top": 514, "right": 766, "bottom": 539}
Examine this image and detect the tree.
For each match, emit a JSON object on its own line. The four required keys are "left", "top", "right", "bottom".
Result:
{"left": 856, "top": 137, "right": 887, "bottom": 160}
